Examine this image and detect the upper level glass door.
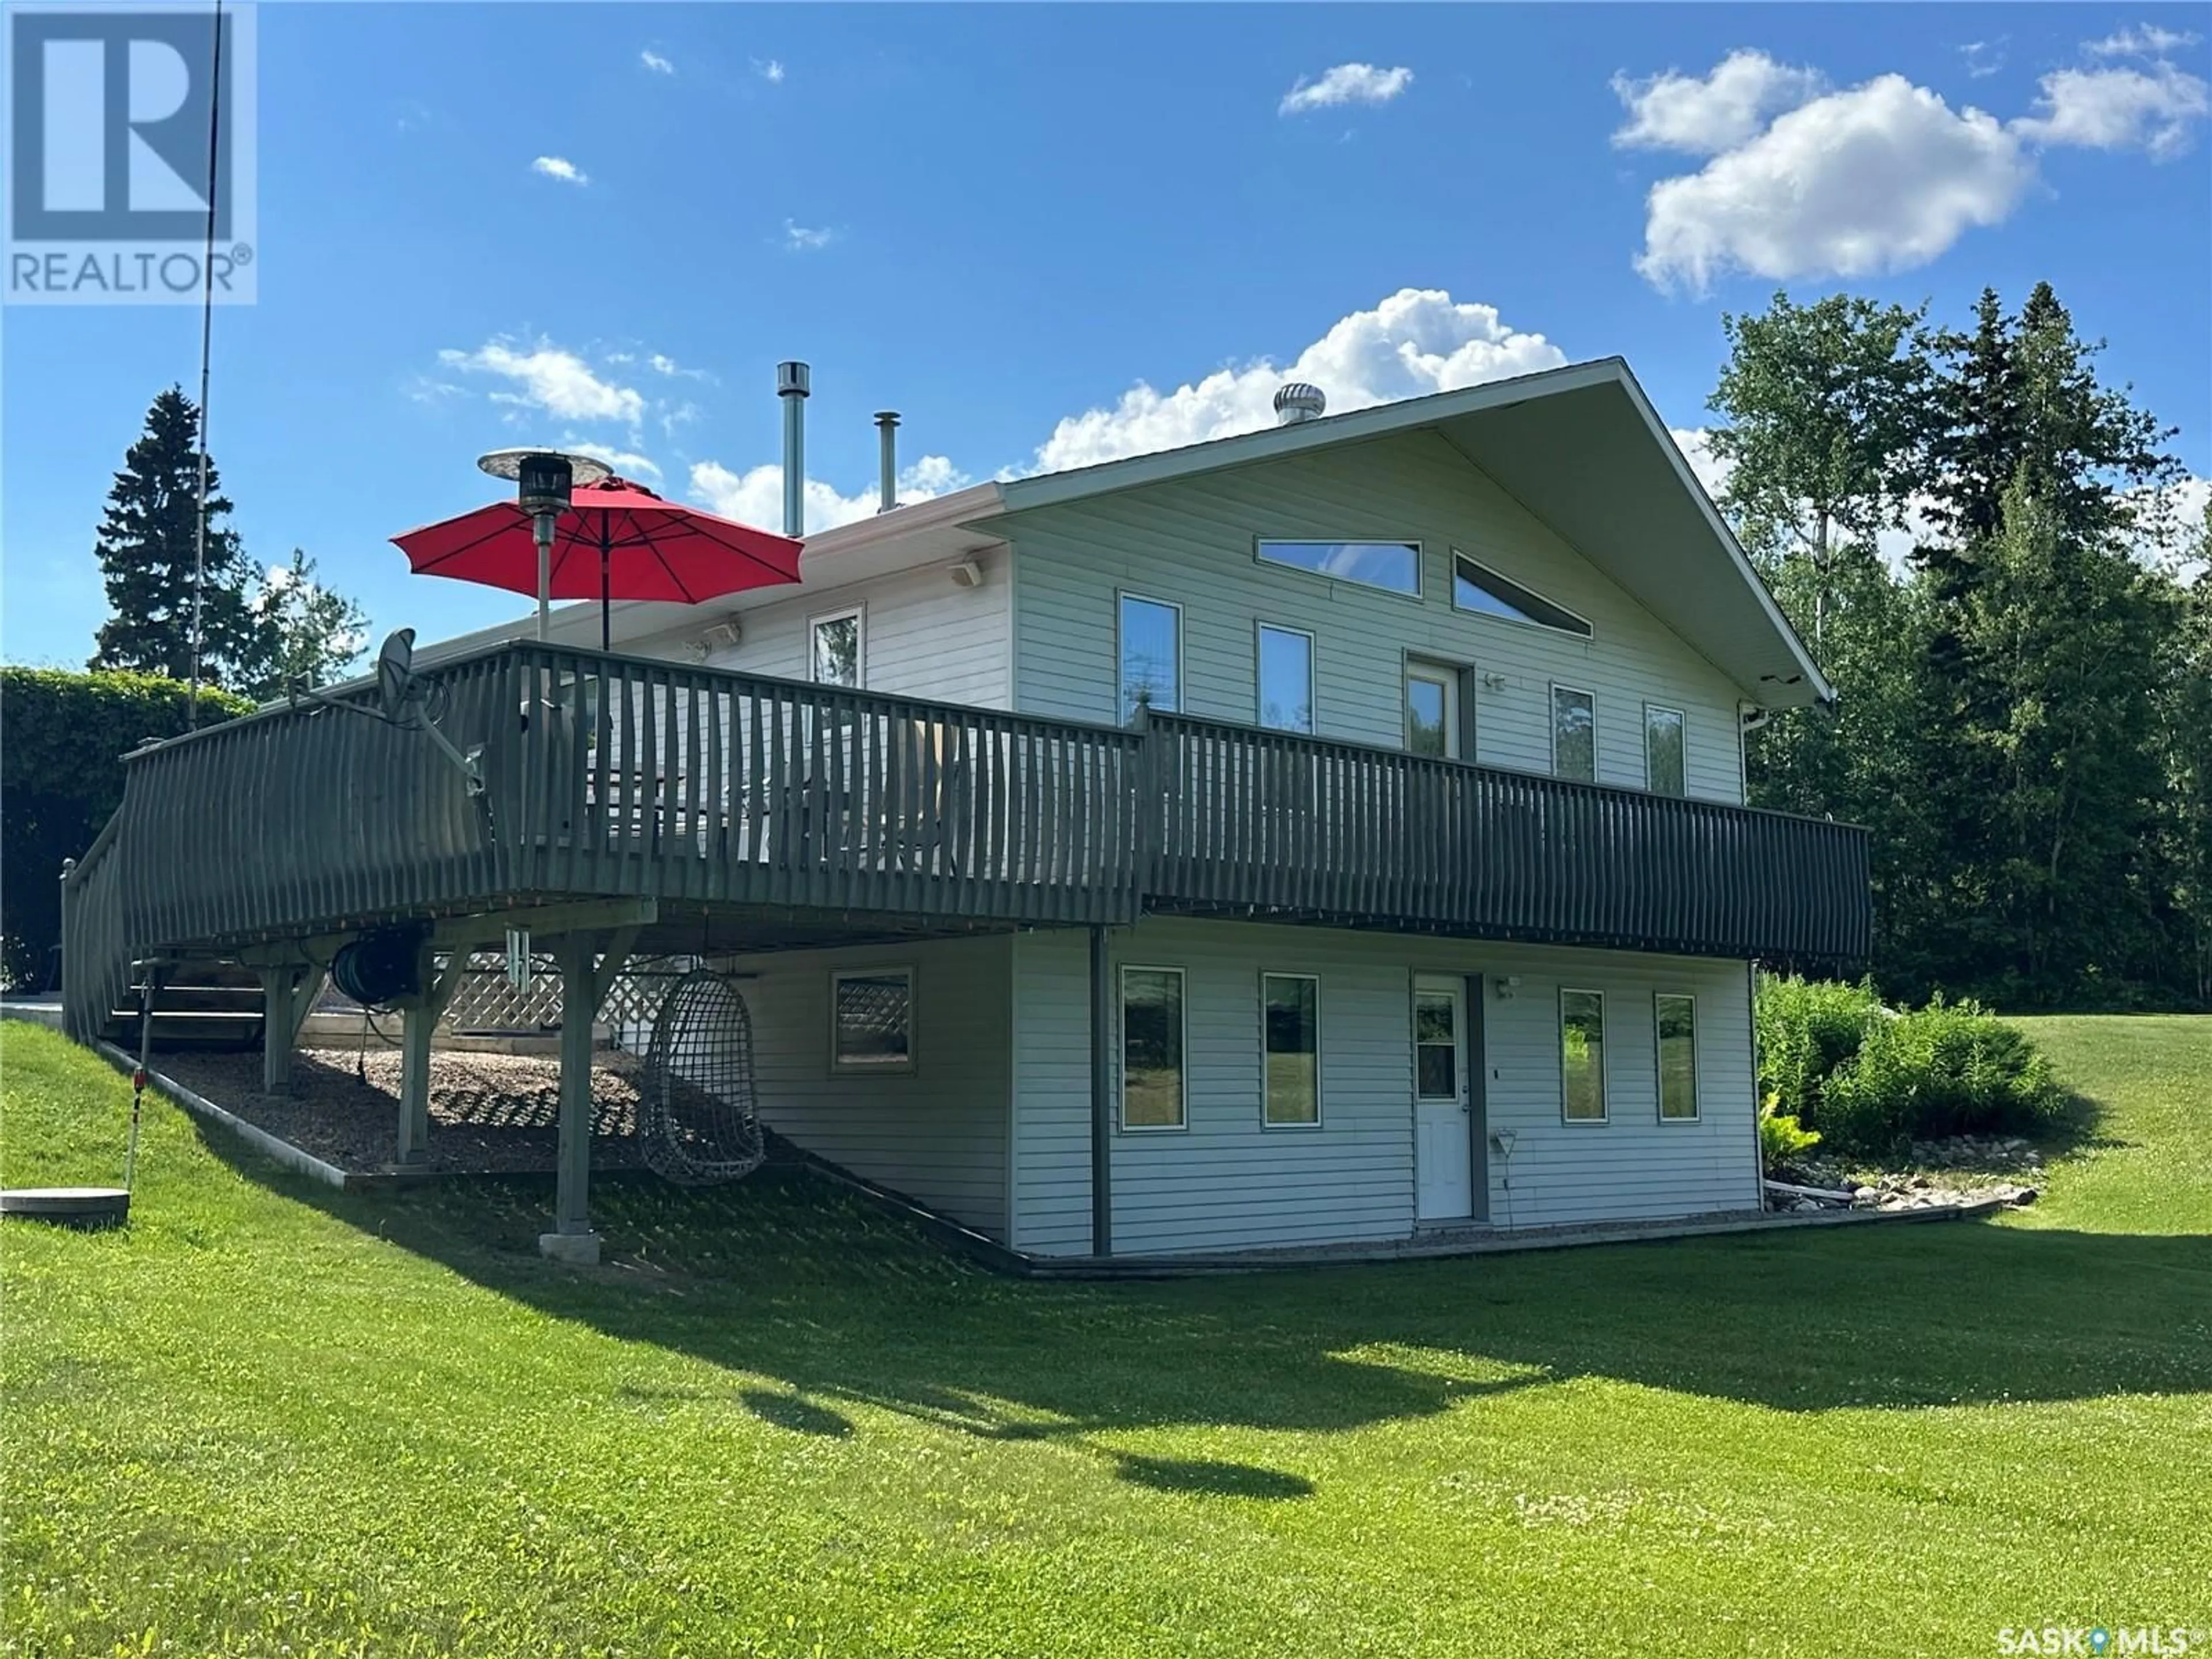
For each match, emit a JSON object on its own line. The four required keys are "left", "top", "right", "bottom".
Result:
{"left": 1405, "top": 664, "right": 1459, "bottom": 760}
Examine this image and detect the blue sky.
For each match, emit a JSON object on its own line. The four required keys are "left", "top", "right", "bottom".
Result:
{"left": 5, "top": 2, "right": 2209, "bottom": 667}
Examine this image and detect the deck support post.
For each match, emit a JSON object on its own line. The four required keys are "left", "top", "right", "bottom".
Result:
{"left": 257, "top": 965, "right": 317, "bottom": 1094}
{"left": 1089, "top": 925, "right": 1112, "bottom": 1258}
{"left": 540, "top": 926, "right": 639, "bottom": 1267}
{"left": 397, "top": 953, "right": 463, "bottom": 1165}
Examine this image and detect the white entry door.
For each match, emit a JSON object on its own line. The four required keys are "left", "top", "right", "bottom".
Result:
{"left": 1413, "top": 975, "right": 1473, "bottom": 1221}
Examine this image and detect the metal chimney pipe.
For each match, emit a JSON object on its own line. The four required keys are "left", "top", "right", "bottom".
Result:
{"left": 777, "top": 361, "right": 810, "bottom": 537}
{"left": 874, "top": 411, "right": 900, "bottom": 513}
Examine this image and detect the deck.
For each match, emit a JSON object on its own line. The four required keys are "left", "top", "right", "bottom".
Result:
{"left": 63, "top": 640, "right": 1870, "bottom": 1036}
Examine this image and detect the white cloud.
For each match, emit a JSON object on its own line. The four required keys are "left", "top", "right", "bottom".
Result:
{"left": 647, "top": 353, "right": 711, "bottom": 381}
{"left": 782, "top": 219, "right": 835, "bottom": 251}
{"left": 1669, "top": 426, "right": 1732, "bottom": 502}
{"left": 531, "top": 155, "right": 589, "bottom": 186}
{"left": 690, "top": 455, "right": 971, "bottom": 535}
{"left": 2013, "top": 61, "right": 2210, "bottom": 159}
{"left": 1030, "top": 287, "right": 1564, "bottom": 473}
{"left": 563, "top": 438, "right": 662, "bottom": 482}
{"left": 1634, "top": 75, "right": 2032, "bottom": 293}
{"left": 754, "top": 57, "right": 786, "bottom": 84}
{"left": 1611, "top": 50, "right": 1823, "bottom": 153}
{"left": 690, "top": 289, "right": 1558, "bottom": 531}
{"left": 1279, "top": 63, "right": 1413, "bottom": 116}
{"left": 437, "top": 339, "right": 645, "bottom": 426}
{"left": 2086, "top": 23, "right": 2202, "bottom": 58}
{"left": 640, "top": 48, "right": 673, "bottom": 74}
{"left": 1958, "top": 39, "right": 2007, "bottom": 79}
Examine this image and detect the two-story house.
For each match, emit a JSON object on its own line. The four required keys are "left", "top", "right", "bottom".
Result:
{"left": 66, "top": 357, "right": 1868, "bottom": 1263}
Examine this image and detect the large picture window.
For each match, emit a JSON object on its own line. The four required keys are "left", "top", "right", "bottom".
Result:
{"left": 1552, "top": 685, "right": 1596, "bottom": 782}
{"left": 1256, "top": 624, "right": 1315, "bottom": 733}
{"left": 1452, "top": 553, "right": 1593, "bottom": 638}
{"left": 1256, "top": 539, "right": 1421, "bottom": 597}
{"left": 1262, "top": 973, "right": 1320, "bottom": 1127}
{"left": 1656, "top": 994, "right": 1698, "bottom": 1122}
{"left": 1118, "top": 594, "right": 1181, "bottom": 724}
{"left": 1560, "top": 988, "right": 1607, "bottom": 1122}
{"left": 1120, "top": 966, "right": 1186, "bottom": 1130}
{"left": 1646, "top": 704, "right": 1686, "bottom": 797}
{"left": 830, "top": 968, "right": 913, "bottom": 1072}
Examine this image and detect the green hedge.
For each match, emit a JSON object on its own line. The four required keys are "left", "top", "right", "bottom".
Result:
{"left": 1755, "top": 974, "right": 2067, "bottom": 1156}
{"left": 0, "top": 668, "right": 253, "bottom": 988}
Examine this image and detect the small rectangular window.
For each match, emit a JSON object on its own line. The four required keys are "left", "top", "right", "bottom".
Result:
{"left": 1452, "top": 553, "right": 1593, "bottom": 638}
{"left": 1552, "top": 685, "right": 1596, "bottom": 782}
{"left": 1120, "top": 965, "right": 1186, "bottom": 1130}
{"left": 1262, "top": 973, "right": 1320, "bottom": 1127}
{"left": 1646, "top": 705, "right": 1686, "bottom": 797}
{"left": 1561, "top": 988, "right": 1607, "bottom": 1122}
{"left": 1256, "top": 624, "right": 1315, "bottom": 733}
{"left": 1257, "top": 539, "right": 1421, "bottom": 597}
{"left": 1118, "top": 594, "right": 1181, "bottom": 724}
{"left": 1656, "top": 994, "right": 1698, "bottom": 1121}
{"left": 810, "top": 607, "right": 863, "bottom": 688}
{"left": 831, "top": 968, "right": 912, "bottom": 1072}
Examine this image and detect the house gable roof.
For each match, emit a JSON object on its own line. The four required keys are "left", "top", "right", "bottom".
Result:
{"left": 986, "top": 358, "right": 1831, "bottom": 708}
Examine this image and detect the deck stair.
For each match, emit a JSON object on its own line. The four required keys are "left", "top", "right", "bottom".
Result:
{"left": 104, "top": 965, "right": 265, "bottom": 1051}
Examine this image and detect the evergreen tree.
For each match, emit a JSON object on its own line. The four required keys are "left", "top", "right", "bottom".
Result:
{"left": 2153, "top": 499, "right": 2212, "bottom": 1005}
{"left": 89, "top": 387, "right": 274, "bottom": 691}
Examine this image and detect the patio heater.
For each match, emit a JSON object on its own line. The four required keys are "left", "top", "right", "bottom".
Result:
{"left": 476, "top": 448, "right": 612, "bottom": 640}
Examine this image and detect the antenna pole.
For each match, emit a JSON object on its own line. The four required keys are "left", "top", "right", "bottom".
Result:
{"left": 187, "top": 0, "right": 225, "bottom": 730}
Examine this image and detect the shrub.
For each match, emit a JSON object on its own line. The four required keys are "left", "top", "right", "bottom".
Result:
{"left": 0, "top": 667, "right": 253, "bottom": 987}
{"left": 1755, "top": 974, "right": 1885, "bottom": 1120}
{"left": 1815, "top": 995, "right": 2068, "bottom": 1156}
{"left": 1757, "top": 1093, "right": 1821, "bottom": 1173}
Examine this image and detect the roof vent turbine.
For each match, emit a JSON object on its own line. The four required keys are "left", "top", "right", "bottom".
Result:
{"left": 1273, "top": 382, "right": 1326, "bottom": 426}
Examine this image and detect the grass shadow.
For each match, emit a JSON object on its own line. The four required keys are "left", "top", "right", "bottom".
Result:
{"left": 171, "top": 1100, "right": 2212, "bottom": 1433}
{"left": 1112, "top": 1455, "right": 1313, "bottom": 1501}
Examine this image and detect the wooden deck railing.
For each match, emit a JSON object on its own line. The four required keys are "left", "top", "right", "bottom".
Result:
{"left": 79, "top": 642, "right": 1869, "bottom": 1012}
{"left": 108, "top": 642, "right": 1151, "bottom": 953}
{"left": 1142, "top": 711, "right": 1870, "bottom": 964}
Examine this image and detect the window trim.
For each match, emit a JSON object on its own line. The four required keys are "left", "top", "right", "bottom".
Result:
{"left": 1259, "top": 970, "right": 1323, "bottom": 1130}
{"left": 1253, "top": 536, "right": 1425, "bottom": 601}
{"left": 1655, "top": 992, "right": 1699, "bottom": 1123}
{"left": 1644, "top": 703, "right": 1687, "bottom": 798}
{"left": 1449, "top": 550, "right": 1594, "bottom": 639}
{"left": 1559, "top": 986, "right": 1609, "bottom": 1124}
{"left": 1550, "top": 682, "right": 1598, "bottom": 783}
{"left": 807, "top": 603, "right": 866, "bottom": 688}
{"left": 1115, "top": 590, "right": 1184, "bottom": 725}
{"left": 828, "top": 964, "right": 915, "bottom": 1075}
{"left": 1254, "top": 620, "right": 1317, "bottom": 734}
{"left": 1118, "top": 963, "right": 1188, "bottom": 1133}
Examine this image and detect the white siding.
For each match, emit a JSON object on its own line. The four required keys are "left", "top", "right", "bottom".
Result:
{"left": 633, "top": 554, "right": 1012, "bottom": 707}
{"left": 1009, "top": 429, "right": 1747, "bottom": 801}
{"left": 1009, "top": 916, "right": 1758, "bottom": 1257}
{"left": 714, "top": 933, "right": 1012, "bottom": 1238}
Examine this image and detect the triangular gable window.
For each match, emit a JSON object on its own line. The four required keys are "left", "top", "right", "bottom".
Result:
{"left": 1452, "top": 553, "right": 1592, "bottom": 639}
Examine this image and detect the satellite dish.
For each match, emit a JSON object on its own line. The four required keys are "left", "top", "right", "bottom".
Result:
{"left": 375, "top": 628, "right": 418, "bottom": 722}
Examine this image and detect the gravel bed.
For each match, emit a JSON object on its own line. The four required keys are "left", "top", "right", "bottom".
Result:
{"left": 154, "top": 1046, "right": 645, "bottom": 1176}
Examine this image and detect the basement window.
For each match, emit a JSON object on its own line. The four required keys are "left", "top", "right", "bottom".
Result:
{"left": 1561, "top": 988, "right": 1608, "bottom": 1123}
{"left": 1657, "top": 994, "right": 1698, "bottom": 1122}
{"left": 831, "top": 968, "right": 913, "bottom": 1073}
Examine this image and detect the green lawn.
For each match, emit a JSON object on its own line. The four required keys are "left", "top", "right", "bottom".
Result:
{"left": 3, "top": 1016, "right": 2207, "bottom": 1658}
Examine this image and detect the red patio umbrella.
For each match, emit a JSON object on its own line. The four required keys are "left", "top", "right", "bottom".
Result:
{"left": 392, "top": 476, "right": 804, "bottom": 650}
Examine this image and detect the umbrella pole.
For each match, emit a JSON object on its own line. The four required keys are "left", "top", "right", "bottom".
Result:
{"left": 535, "top": 516, "right": 554, "bottom": 641}
{"left": 600, "top": 514, "right": 612, "bottom": 653}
